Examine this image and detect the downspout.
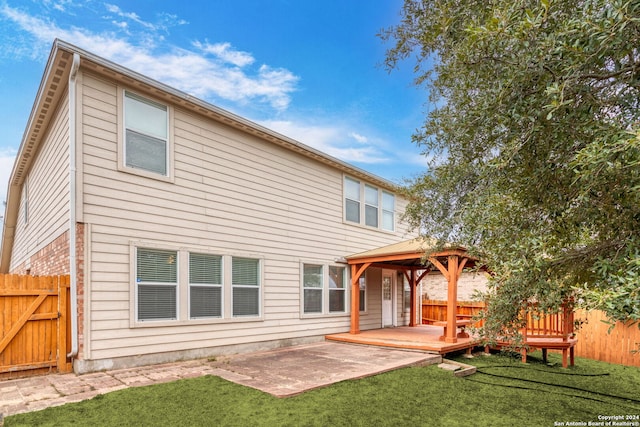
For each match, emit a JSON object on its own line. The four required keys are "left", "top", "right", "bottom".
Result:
{"left": 67, "top": 52, "right": 80, "bottom": 359}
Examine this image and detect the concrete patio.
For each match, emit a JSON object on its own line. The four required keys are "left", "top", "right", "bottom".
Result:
{"left": 0, "top": 341, "right": 441, "bottom": 419}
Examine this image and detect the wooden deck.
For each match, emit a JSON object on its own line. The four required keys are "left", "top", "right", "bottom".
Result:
{"left": 325, "top": 325, "right": 480, "bottom": 355}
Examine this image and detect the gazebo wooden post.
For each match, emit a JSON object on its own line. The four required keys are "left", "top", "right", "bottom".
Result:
{"left": 409, "top": 269, "right": 416, "bottom": 327}
{"left": 350, "top": 264, "right": 360, "bottom": 334}
{"left": 445, "top": 255, "right": 459, "bottom": 343}
{"left": 350, "top": 262, "right": 370, "bottom": 334}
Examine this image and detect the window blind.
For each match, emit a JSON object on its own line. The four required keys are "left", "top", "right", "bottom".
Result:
{"left": 124, "top": 91, "right": 168, "bottom": 176}
{"left": 138, "top": 284, "right": 177, "bottom": 320}
{"left": 190, "top": 286, "right": 222, "bottom": 318}
{"left": 232, "top": 257, "right": 259, "bottom": 286}
{"left": 125, "top": 130, "right": 167, "bottom": 175}
{"left": 137, "top": 249, "right": 177, "bottom": 283}
{"left": 136, "top": 248, "right": 177, "bottom": 321}
{"left": 233, "top": 287, "right": 259, "bottom": 316}
{"left": 189, "top": 253, "right": 222, "bottom": 284}
{"left": 345, "top": 177, "right": 361, "bottom": 223}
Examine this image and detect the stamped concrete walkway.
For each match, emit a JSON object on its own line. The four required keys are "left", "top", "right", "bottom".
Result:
{"left": 0, "top": 342, "right": 441, "bottom": 419}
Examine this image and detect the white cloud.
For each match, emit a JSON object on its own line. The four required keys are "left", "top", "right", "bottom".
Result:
{"left": 349, "top": 132, "right": 368, "bottom": 143}
{"left": 104, "top": 3, "right": 158, "bottom": 31}
{"left": 193, "top": 41, "right": 254, "bottom": 67}
{"left": 261, "top": 120, "right": 390, "bottom": 164}
{"left": 42, "top": 0, "right": 76, "bottom": 13}
{"left": 0, "top": 3, "right": 298, "bottom": 111}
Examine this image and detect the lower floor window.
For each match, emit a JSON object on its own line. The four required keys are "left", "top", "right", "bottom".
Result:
{"left": 232, "top": 257, "right": 261, "bottom": 317}
{"left": 303, "top": 264, "right": 323, "bottom": 314}
{"left": 136, "top": 248, "right": 178, "bottom": 321}
{"left": 189, "top": 253, "right": 223, "bottom": 318}
{"left": 134, "top": 247, "right": 260, "bottom": 322}
{"left": 359, "top": 274, "right": 366, "bottom": 312}
{"left": 402, "top": 273, "right": 411, "bottom": 312}
{"left": 329, "top": 266, "right": 345, "bottom": 312}
{"left": 302, "top": 263, "right": 347, "bottom": 315}
{"left": 138, "top": 283, "right": 177, "bottom": 320}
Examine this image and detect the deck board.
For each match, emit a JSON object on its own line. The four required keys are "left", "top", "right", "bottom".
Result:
{"left": 326, "top": 325, "right": 479, "bottom": 355}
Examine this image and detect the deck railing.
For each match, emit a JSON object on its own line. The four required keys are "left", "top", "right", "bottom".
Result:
{"left": 421, "top": 299, "right": 485, "bottom": 328}
{"left": 422, "top": 299, "right": 639, "bottom": 367}
{"left": 521, "top": 302, "right": 575, "bottom": 341}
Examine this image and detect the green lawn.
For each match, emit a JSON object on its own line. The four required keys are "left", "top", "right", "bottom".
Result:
{"left": 6, "top": 351, "right": 640, "bottom": 427}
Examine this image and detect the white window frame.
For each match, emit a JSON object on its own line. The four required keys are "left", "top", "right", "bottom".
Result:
{"left": 344, "top": 176, "right": 361, "bottom": 224}
{"left": 130, "top": 243, "right": 264, "bottom": 327}
{"left": 300, "top": 262, "right": 349, "bottom": 317}
{"left": 359, "top": 273, "right": 367, "bottom": 313}
{"left": 382, "top": 191, "right": 395, "bottom": 232}
{"left": 118, "top": 89, "right": 174, "bottom": 182}
{"left": 344, "top": 175, "right": 395, "bottom": 231}
{"left": 303, "top": 264, "right": 324, "bottom": 314}
{"left": 188, "top": 252, "right": 224, "bottom": 319}
{"left": 364, "top": 184, "right": 379, "bottom": 228}
{"left": 231, "top": 257, "right": 261, "bottom": 318}
{"left": 135, "top": 248, "right": 179, "bottom": 322}
{"left": 328, "top": 265, "right": 347, "bottom": 313}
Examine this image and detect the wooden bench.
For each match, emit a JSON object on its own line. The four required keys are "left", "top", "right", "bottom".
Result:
{"left": 421, "top": 317, "right": 439, "bottom": 325}
{"left": 522, "top": 337, "right": 577, "bottom": 368}
{"left": 519, "top": 302, "right": 577, "bottom": 368}
{"left": 433, "top": 320, "right": 471, "bottom": 341}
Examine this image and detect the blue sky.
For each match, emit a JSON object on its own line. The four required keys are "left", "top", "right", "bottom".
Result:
{"left": 0, "top": 0, "right": 431, "bottom": 209}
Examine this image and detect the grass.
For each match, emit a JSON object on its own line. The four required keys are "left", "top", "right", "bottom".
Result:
{"left": 5, "top": 351, "right": 640, "bottom": 427}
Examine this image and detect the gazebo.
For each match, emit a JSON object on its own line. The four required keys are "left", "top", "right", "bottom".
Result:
{"left": 345, "top": 238, "right": 480, "bottom": 343}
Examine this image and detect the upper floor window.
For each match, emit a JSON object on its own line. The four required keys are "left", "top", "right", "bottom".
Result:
{"left": 124, "top": 91, "right": 168, "bottom": 176}
{"left": 344, "top": 176, "right": 395, "bottom": 231}
{"left": 364, "top": 185, "right": 379, "bottom": 227}
{"left": 382, "top": 191, "right": 395, "bottom": 231}
{"left": 344, "top": 177, "right": 361, "bottom": 223}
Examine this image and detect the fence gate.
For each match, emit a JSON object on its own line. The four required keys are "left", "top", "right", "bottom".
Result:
{"left": 0, "top": 274, "right": 72, "bottom": 378}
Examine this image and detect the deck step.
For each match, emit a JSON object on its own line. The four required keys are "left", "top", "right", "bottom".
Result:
{"left": 437, "top": 363, "right": 460, "bottom": 371}
{"left": 440, "top": 359, "right": 477, "bottom": 377}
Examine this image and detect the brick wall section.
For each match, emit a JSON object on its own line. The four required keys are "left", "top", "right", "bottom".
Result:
{"left": 11, "top": 231, "right": 71, "bottom": 275}
{"left": 421, "top": 271, "right": 489, "bottom": 301}
{"left": 10, "top": 223, "right": 86, "bottom": 361}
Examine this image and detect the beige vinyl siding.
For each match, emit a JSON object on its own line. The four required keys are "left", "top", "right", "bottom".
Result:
{"left": 358, "top": 267, "right": 382, "bottom": 331}
{"left": 79, "top": 73, "right": 414, "bottom": 361}
{"left": 10, "top": 93, "right": 70, "bottom": 271}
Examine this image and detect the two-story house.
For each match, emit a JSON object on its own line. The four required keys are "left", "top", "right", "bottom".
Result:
{"left": 0, "top": 40, "right": 417, "bottom": 373}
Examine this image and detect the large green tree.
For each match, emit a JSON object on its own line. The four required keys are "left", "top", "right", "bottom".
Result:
{"left": 381, "top": 0, "right": 640, "bottom": 339}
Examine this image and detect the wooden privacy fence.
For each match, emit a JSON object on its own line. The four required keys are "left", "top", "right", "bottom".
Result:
{"left": 574, "top": 309, "right": 640, "bottom": 367}
{"left": 0, "top": 274, "right": 72, "bottom": 378}
{"left": 421, "top": 299, "right": 485, "bottom": 328}
{"left": 422, "top": 299, "right": 640, "bottom": 367}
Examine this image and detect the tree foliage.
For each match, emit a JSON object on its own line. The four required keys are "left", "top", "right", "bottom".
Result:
{"left": 381, "top": 0, "right": 640, "bottom": 338}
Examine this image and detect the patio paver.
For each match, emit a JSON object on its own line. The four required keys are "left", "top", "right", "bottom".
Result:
{"left": 0, "top": 341, "right": 441, "bottom": 419}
